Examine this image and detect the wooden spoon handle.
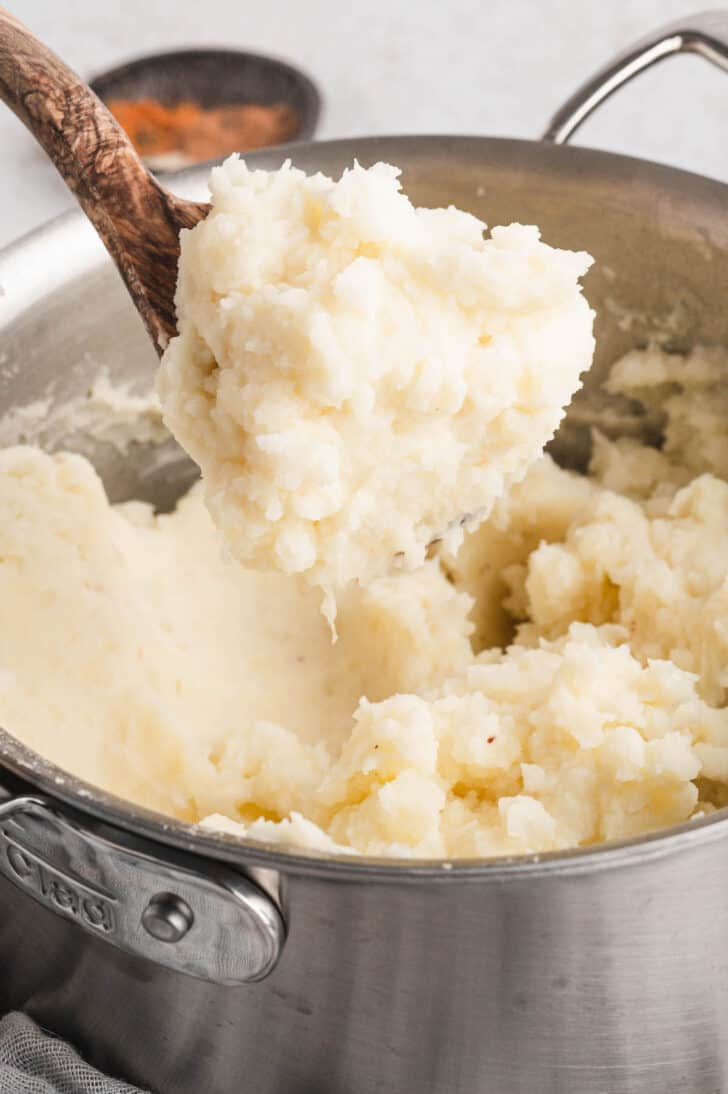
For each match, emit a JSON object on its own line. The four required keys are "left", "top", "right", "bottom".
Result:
{"left": 0, "top": 8, "right": 208, "bottom": 350}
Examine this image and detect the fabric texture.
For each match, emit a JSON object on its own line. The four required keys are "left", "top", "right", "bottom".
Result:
{"left": 0, "top": 1014, "right": 148, "bottom": 1094}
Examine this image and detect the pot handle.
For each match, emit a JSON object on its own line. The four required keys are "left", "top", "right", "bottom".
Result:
{"left": 543, "top": 11, "right": 728, "bottom": 144}
{"left": 0, "top": 780, "right": 285, "bottom": 984}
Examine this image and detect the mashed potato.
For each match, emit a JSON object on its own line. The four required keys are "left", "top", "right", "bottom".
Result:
{"left": 3, "top": 347, "right": 728, "bottom": 858}
{"left": 157, "top": 159, "right": 594, "bottom": 601}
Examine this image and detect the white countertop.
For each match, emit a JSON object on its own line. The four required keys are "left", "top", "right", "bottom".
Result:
{"left": 1, "top": 0, "right": 726, "bottom": 249}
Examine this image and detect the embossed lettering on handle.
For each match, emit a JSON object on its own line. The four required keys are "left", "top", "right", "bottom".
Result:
{"left": 1, "top": 813, "right": 118, "bottom": 933}
{"left": 0, "top": 795, "right": 285, "bottom": 984}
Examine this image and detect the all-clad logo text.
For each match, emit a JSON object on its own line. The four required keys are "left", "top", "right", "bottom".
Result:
{"left": 0, "top": 817, "right": 117, "bottom": 933}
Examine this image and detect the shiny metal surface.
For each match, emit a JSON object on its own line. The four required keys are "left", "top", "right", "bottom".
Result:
{"left": 142, "top": 893, "right": 194, "bottom": 943}
{"left": 0, "top": 784, "right": 285, "bottom": 984}
{"left": 544, "top": 11, "right": 728, "bottom": 144}
{"left": 1, "top": 23, "right": 728, "bottom": 1091}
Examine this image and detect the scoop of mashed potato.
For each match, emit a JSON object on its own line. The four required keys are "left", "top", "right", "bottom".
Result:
{"left": 158, "top": 158, "right": 594, "bottom": 599}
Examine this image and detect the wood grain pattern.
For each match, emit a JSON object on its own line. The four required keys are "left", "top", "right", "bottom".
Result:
{"left": 0, "top": 8, "right": 209, "bottom": 353}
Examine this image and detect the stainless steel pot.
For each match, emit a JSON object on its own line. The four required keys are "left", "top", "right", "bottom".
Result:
{"left": 2, "top": 15, "right": 728, "bottom": 1093}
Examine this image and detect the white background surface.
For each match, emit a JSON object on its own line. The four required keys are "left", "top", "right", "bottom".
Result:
{"left": 1, "top": 0, "right": 727, "bottom": 248}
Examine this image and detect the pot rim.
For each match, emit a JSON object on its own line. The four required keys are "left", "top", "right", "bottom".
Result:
{"left": 2, "top": 132, "right": 728, "bottom": 882}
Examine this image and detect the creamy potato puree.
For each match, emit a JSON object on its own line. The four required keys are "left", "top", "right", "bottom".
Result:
{"left": 3, "top": 346, "right": 728, "bottom": 857}
{"left": 158, "top": 159, "right": 594, "bottom": 601}
{"left": 0, "top": 447, "right": 470, "bottom": 822}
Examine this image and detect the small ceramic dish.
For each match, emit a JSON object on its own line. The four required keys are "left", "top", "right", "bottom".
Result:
{"left": 89, "top": 48, "right": 321, "bottom": 169}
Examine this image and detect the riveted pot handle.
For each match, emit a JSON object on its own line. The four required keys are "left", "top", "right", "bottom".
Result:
{"left": 543, "top": 11, "right": 728, "bottom": 144}
{"left": 0, "top": 787, "right": 285, "bottom": 984}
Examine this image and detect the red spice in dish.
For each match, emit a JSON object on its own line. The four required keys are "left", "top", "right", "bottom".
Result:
{"left": 106, "top": 97, "right": 299, "bottom": 162}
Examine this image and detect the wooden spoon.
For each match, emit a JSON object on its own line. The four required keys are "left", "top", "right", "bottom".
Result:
{"left": 0, "top": 9, "right": 210, "bottom": 353}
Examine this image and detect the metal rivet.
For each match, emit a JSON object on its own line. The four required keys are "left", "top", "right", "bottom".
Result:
{"left": 142, "top": 892, "right": 194, "bottom": 943}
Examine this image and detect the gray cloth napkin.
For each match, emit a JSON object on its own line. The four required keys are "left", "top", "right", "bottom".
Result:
{"left": 0, "top": 1014, "right": 149, "bottom": 1094}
